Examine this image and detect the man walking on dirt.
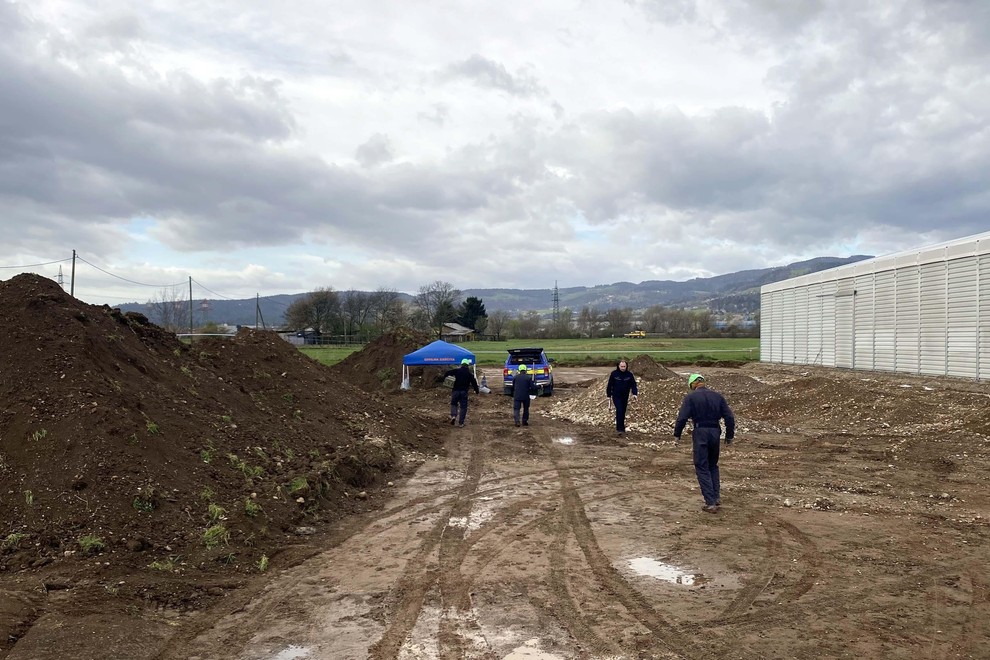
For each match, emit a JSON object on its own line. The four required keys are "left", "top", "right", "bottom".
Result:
{"left": 445, "top": 358, "right": 479, "bottom": 427}
{"left": 673, "top": 373, "right": 735, "bottom": 513}
{"left": 606, "top": 359, "right": 638, "bottom": 437}
{"left": 512, "top": 364, "right": 534, "bottom": 427}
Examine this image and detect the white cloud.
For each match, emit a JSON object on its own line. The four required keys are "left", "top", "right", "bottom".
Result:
{"left": 1, "top": 0, "right": 988, "bottom": 306}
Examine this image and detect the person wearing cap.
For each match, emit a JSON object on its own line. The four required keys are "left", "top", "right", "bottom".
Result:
{"left": 511, "top": 364, "right": 535, "bottom": 427}
{"left": 444, "top": 358, "right": 480, "bottom": 427}
{"left": 673, "top": 373, "right": 736, "bottom": 513}
{"left": 605, "top": 359, "right": 638, "bottom": 437}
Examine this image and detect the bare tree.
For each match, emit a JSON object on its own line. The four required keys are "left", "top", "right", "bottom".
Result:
{"left": 473, "top": 315, "right": 489, "bottom": 336}
{"left": 341, "top": 291, "right": 374, "bottom": 338}
{"left": 554, "top": 307, "right": 574, "bottom": 339}
{"left": 515, "top": 311, "right": 543, "bottom": 338}
{"left": 285, "top": 287, "right": 341, "bottom": 334}
{"left": 577, "top": 306, "right": 602, "bottom": 338}
{"left": 370, "top": 287, "right": 405, "bottom": 334}
{"left": 604, "top": 307, "right": 634, "bottom": 336}
{"left": 642, "top": 304, "right": 666, "bottom": 334}
{"left": 147, "top": 287, "right": 187, "bottom": 332}
{"left": 414, "top": 280, "right": 461, "bottom": 337}
{"left": 487, "top": 310, "right": 510, "bottom": 340}
{"left": 550, "top": 307, "right": 574, "bottom": 339}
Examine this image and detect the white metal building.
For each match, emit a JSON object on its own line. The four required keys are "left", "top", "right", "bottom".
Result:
{"left": 760, "top": 231, "right": 990, "bottom": 380}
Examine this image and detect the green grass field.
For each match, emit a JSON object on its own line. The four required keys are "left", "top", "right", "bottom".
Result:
{"left": 299, "top": 337, "right": 760, "bottom": 367}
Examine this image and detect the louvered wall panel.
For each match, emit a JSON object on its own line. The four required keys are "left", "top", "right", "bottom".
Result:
{"left": 835, "top": 278, "right": 855, "bottom": 369}
{"left": 895, "top": 267, "right": 920, "bottom": 373}
{"left": 820, "top": 280, "right": 837, "bottom": 367}
{"left": 980, "top": 255, "right": 990, "bottom": 380}
{"left": 854, "top": 274, "right": 875, "bottom": 369}
{"left": 873, "top": 271, "right": 896, "bottom": 371}
{"left": 946, "top": 257, "right": 979, "bottom": 378}
{"left": 771, "top": 291, "right": 785, "bottom": 362}
{"left": 806, "top": 283, "right": 824, "bottom": 365}
{"left": 918, "top": 262, "right": 947, "bottom": 375}
{"left": 781, "top": 289, "right": 796, "bottom": 364}
{"left": 793, "top": 287, "right": 810, "bottom": 363}
{"left": 760, "top": 292, "right": 773, "bottom": 362}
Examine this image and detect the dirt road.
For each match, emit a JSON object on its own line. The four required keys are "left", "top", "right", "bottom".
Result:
{"left": 6, "top": 364, "right": 990, "bottom": 659}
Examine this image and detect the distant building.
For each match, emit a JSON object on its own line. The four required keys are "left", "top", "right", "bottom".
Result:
{"left": 761, "top": 231, "right": 990, "bottom": 380}
{"left": 280, "top": 327, "right": 321, "bottom": 346}
{"left": 441, "top": 322, "right": 475, "bottom": 342}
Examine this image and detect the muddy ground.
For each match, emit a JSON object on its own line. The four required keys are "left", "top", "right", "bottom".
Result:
{"left": 2, "top": 275, "right": 989, "bottom": 659}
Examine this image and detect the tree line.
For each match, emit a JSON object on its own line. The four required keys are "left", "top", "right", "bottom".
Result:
{"left": 147, "top": 279, "right": 758, "bottom": 340}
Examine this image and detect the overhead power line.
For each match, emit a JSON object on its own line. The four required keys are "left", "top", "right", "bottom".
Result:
{"left": 191, "top": 278, "right": 237, "bottom": 300}
{"left": 75, "top": 256, "right": 186, "bottom": 288}
{"left": 0, "top": 258, "right": 73, "bottom": 269}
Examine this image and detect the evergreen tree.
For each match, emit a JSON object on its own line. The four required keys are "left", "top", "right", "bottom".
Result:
{"left": 458, "top": 296, "right": 487, "bottom": 329}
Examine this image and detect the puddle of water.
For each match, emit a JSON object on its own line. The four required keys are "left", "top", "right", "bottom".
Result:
{"left": 270, "top": 645, "right": 311, "bottom": 660}
{"left": 552, "top": 436, "right": 576, "bottom": 446}
{"left": 628, "top": 557, "right": 710, "bottom": 586}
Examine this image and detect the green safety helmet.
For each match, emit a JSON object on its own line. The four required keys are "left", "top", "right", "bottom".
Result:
{"left": 688, "top": 373, "right": 705, "bottom": 389}
{"left": 461, "top": 358, "right": 471, "bottom": 365}
{"left": 518, "top": 364, "right": 527, "bottom": 372}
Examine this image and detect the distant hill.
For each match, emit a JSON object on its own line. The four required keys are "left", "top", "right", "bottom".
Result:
{"left": 464, "top": 255, "right": 872, "bottom": 314}
{"left": 115, "top": 255, "right": 872, "bottom": 326}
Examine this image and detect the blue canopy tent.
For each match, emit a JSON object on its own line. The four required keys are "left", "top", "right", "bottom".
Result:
{"left": 401, "top": 340, "right": 476, "bottom": 390}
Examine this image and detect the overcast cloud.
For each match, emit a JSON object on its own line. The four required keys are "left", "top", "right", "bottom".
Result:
{"left": 1, "top": 0, "right": 988, "bottom": 305}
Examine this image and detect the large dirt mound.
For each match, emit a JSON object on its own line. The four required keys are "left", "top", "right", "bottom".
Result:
{"left": 0, "top": 274, "right": 442, "bottom": 580}
{"left": 331, "top": 327, "right": 433, "bottom": 392}
{"left": 628, "top": 354, "right": 679, "bottom": 380}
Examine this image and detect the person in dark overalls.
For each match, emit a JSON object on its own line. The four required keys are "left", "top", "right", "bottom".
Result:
{"left": 512, "top": 364, "right": 534, "bottom": 427}
{"left": 605, "top": 359, "right": 638, "bottom": 437}
{"left": 444, "top": 358, "right": 479, "bottom": 427}
{"left": 673, "top": 373, "right": 735, "bottom": 513}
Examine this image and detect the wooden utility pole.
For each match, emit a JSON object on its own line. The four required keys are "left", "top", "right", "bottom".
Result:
{"left": 189, "top": 276, "right": 194, "bottom": 336}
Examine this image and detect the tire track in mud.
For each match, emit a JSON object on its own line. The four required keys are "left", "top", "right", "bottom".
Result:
{"left": 960, "top": 569, "right": 990, "bottom": 657}
{"left": 153, "top": 520, "right": 373, "bottom": 660}
{"left": 375, "top": 435, "right": 825, "bottom": 658}
{"left": 363, "top": 464, "right": 614, "bottom": 541}
{"left": 369, "top": 446, "right": 485, "bottom": 660}
{"left": 682, "top": 516, "right": 824, "bottom": 632}
{"left": 775, "top": 519, "right": 822, "bottom": 601}
{"left": 716, "top": 518, "right": 781, "bottom": 620}
{"left": 545, "top": 434, "right": 703, "bottom": 660}
{"left": 538, "top": 430, "right": 826, "bottom": 659}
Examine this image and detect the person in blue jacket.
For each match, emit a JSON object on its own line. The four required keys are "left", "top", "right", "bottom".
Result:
{"left": 673, "top": 373, "right": 736, "bottom": 513}
{"left": 512, "top": 364, "right": 535, "bottom": 427}
{"left": 605, "top": 359, "right": 638, "bottom": 437}
{"left": 444, "top": 358, "right": 479, "bottom": 427}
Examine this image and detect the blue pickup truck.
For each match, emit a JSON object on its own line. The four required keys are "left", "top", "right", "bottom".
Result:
{"left": 502, "top": 347, "right": 554, "bottom": 396}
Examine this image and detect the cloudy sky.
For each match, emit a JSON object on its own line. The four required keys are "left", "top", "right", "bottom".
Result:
{"left": 1, "top": 0, "right": 988, "bottom": 305}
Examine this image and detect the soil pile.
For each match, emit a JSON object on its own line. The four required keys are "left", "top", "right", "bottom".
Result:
{"left": 331, "top": 328, "right": 432, "bottom": 392}
{"left": 547, "top": 368, "right": 770, "bottom": 437}
{"left": 0, "top": 274, "right": 443, "bottom": 583}
{"left": 628, "top": 354, "right": 678, "bottom": 380}
{"left": 551, "top": 360, "right": 990, "bottom": 444}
